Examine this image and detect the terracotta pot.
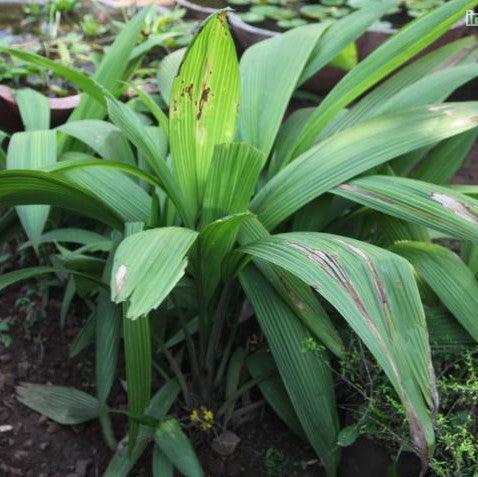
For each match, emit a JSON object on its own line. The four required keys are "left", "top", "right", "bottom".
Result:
{"left": 177, "top": 0, "right": 469, "bottom": 94}
{"left": 0, "top": 85, "right": 80, "bottom": 133}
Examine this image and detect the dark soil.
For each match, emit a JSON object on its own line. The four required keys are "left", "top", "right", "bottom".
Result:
{"left": 0, "top": 252, "right": 421, "bottom": 477}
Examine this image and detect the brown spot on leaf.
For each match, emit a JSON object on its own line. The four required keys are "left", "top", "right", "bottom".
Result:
{"left": 184, "top": 83, "right": 193, "bottom": 99}
{"left": 197, "top": 86, "right": 211, "bottom": 120}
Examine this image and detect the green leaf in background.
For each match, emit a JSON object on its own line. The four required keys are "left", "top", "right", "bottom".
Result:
{"left": 67, "top": 7, "right": 152, "bottom": 123}
{"left": 19, "top": 228, "right": 110, "bottom": 251}
{"left": 58, "top": 120, "right": 136, "bottom": 165}
{"left": 239, "top": 22, "right": 329, "bottom": 159}
{"left": 157, "top": 48, "right": 185, "bottom": 105}
{"left": 169, "top": 11, "right": 240, "bottom": 221}
{"left": 252, "top": 103, "right": 478, "bottom": 230}
{"left": 392, "top": 241, "right": 478, "bottom": 342}
{"left": 299, "top": 3, "right": 394, "bottom": 83}
{"left": 241, "top": 233, "right": 437, "bottom": 459}
{"left": 111, "top": 227, "right": 198, "bottom": 319}
{"left": 57, "top": 154, "right": 152, "bottom": 224}
{"left": 329, "top": 35, "right": 478, "bottom": 137}
{"left": 197, "top": 212, "right": 252, "bottom": 301}
{"left": 289, "top": 0, "right": 478, "bottom": 158}
{"left": 246, "top": 351, "right": 304, "bottom": 438}
{"left": 17, "top": 384, "right": 99, "bottom": 424}
{"left": 334, "top": 175, "right": 478, "bottom": 242}
{"left": 414, "top": 127, "right": 478, "bottom": 184}
{"left": 154, "top": 417, "right": 204, "bottom": 477}
{"left": 7, "top": 130, "right": 56, "bottom": 249}
{"left": 240, "top": 265, "right": 340, "bottom": 477}
{"left": 15, "top": 88, "right": 50, "bottom": 131}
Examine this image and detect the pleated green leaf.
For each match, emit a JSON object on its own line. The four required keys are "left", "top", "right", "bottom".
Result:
{"left": 240, "top": 265, "right": 340, "bottom": 477}
{"left": 0, "top": 170, "right": 126, "bottom": 229}
{"left": 123, "top": 313, "right": 151, "bottom": 451}
{"left": 7, "top": 130, "right": 57, "bottom": 248}
{"left": 241, "top": 233, "right": 437, "bottom": 460}
{"left": 252, "top": 103, "right": 478, "bottom": 230}
{"left": 58, "top": 120, "right": 135, "bottom": 165}
{"left": 392, "top": 241, "right": 478, "bottom": 342}
{"left": 334, "top": 175, "right": 478, "bottom": 242}
{"left": 201, "top": 142, "right": 263, "bottom": 226}
{"left": 198, "top": 212, "right": 252, "bottom": 301}
{"left": 426, "top": 306, "right": 475, "bottom": 349}
{"left": 111, "top": 227, "right": 198, "bottom": 319}
{"left": 239, "top": 216, "right": 344, "bottom": 357}
{"left": 239, "top": 22, "right": 329, "bottom": 158}
{"left": 58, "top": 154, "right": 151, "bottom": 224}
{"left": 169, "top": 11, "right": 240, "bottom": 221}
{"left": 288, "top": 0, "right": 478, "bottom": 158}
{"left": 154, "top": 418, "right": 203, "bottom": 477}
{"left": 17, "top": 384, "right": 99, "bottom": 424}
{"left": 103, "top": 379, "right": 180, "bottom": 477}
{"left": 15, "top": 88, "right": 50, "bottom": 131}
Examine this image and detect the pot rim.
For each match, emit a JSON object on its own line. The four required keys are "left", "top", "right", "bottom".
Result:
{"left": 176, "top": 0, "right": 467, "bottom": 37}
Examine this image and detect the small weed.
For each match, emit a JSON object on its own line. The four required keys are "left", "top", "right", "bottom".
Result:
{"left": 263, "top": 447, "right": 288, "bottom": 476}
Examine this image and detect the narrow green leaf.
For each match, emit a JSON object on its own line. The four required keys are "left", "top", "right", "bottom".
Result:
{"left": 392, "top": 241, "right": 478, "bottom": 342}
{"left": 198, "top": 212, "right": 252, "bottom": 301}
{"left": 58, "top": 120, "right": 135, "bottom": 165}
{"left": 152, "top": 446, "right": 173, "bottom": 477}
{"left": 246, "top": 351, "right": 304, "bottom": 438}
{"left": 57, "top": 153, "right": 152, "bottom": 224}
{"left": 17, "top": 384, "right": 99, "bottom": 424}
{"left": 414, "top": 127, "right": 478, "bottom": 184}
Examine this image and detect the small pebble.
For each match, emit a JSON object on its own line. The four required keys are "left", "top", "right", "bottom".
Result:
{"left": 0, "top": 354, "right": 12, "bottom": 364}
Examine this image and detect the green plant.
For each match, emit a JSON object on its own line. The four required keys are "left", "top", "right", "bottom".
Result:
{"left": 263, "top": 447, "right": 288, "bottom": 476}
{"left": 339, "top": 339, "right": 478, "bottom": 476}
{"left": 1, "top": 0, "right": 478, "bottom": 476}
{"left": 0, "top": 318, "right": 13, "bottom": 348}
